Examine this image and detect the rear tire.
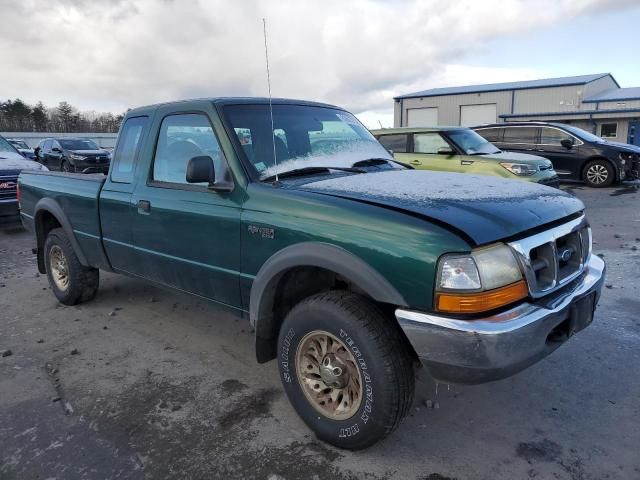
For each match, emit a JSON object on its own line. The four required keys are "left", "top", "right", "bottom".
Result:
{"left": 583, "top": 159, "right": 614, "bottom": 187}
{"left": 44, "top": 228, "right": 99, "bottom": 305}
{"left": 277, "top": 291, "right": 414, "bottom": 450}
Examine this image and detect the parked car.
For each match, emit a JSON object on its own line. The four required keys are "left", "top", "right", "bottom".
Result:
{"left": 35, "top": 137, "right": 110, "bottom": 173}
{"left": 18, "top": 98, "right": 605, "bottom": 450}
{"left": 6, "top": 138, "right": 36, "bottom": 159}
{"left": 0, "top": 135, "right": 48, "bottom": 228}
{"left": 473, "top": 122, "right": 639, "bottom": 187}
{"left": 371, "top": 127, "right": 559, "bottom": 187}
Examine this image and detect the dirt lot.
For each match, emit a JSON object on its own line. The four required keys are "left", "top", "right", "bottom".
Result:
{"left": 1, "top": 182, "right": 639, "bottom": 480}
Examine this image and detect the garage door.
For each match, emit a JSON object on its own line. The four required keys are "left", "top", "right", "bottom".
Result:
{"left": 460, "top": 104, "right": 497, "bottom": 126}
{"left": 406, "top": 107, "right": 438, "bottom": 127}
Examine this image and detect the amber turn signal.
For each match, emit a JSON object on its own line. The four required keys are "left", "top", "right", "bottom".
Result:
{"left": 435, "top": 280, "right": 528, "bottom": 314}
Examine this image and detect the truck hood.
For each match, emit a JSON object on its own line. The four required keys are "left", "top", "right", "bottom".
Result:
{"left": 297, "top": 170, "right": 583, "bottom": 245}
{"left": 0, "top": 152, "right": 48, "bottom": 171}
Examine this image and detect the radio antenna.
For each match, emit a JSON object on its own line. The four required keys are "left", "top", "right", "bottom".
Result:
{"left": 263, "top": 18, "right": 278, "bottom": 182}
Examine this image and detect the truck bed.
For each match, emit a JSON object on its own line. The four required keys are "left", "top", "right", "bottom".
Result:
{"left": 18, "top": 171, "right": 108, "bottom": 269}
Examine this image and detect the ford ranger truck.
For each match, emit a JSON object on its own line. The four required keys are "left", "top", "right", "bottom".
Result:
{"left": 18, "top": 98, "right": 606, "bottom": 450}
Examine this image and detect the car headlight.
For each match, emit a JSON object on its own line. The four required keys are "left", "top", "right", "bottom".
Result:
{"left": 435, "top": 243, "right": 528, "bottom": 314}
{"left": 69, "top": 153, "right": 87, "bottom": 161}
{"left": 499, "top": 162, "right": 538, "bottom": 176}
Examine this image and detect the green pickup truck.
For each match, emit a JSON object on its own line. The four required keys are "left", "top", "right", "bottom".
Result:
{"left": 18, "top": 98, "right": 605, "bottom": 450}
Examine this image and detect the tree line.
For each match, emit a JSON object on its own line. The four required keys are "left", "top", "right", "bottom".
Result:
{"left": 0, "top": 99, "right": 124, "bottom": 133}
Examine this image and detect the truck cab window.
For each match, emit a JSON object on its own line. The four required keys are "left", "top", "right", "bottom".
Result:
{"left": 153, "top": 113, "right": 222, "bottom": 186}
{"left": 111, "top": 116, "right": 148, "bottom": 183}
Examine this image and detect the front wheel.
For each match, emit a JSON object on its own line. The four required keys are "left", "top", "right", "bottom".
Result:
{"left": 61, "top": 160, "right": 74, "bottom": 173}
{"left": 44, "top": 228, "right": 99, "bottom": 305}
{"left": 277, "top": 291, "right": 415, "bottom": 450}
{"left": 583, "top": 159, "right": 614, "bottom": 187}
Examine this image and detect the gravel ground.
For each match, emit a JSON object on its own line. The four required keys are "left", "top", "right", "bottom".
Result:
{"left": 1, "top": 182, "right": 639, "bottom": 480}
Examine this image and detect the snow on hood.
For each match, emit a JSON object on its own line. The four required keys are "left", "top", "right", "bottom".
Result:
{"left": 69, "top": 149, "right": 109, "bottom": 155}
{"left": 298, "top": 170, "right": 583, "bottom": 245}
{"left": 260, "top": 141, "right": 393, "bottom": 179}
{"left": 0, "top": 152, "right": 49, "bottom": 171}
{"left": 481, "top": 151, "right": 553, "bottom": 166}
{"left": 305, "top": 170, "right": 562, "bottom": 202}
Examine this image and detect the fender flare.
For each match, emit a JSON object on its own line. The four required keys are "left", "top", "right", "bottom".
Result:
{"left": 250, "top": 242, "right": 407, "bottom": 362}
{"left": 34, "top": 197, "right": 89, "bottom": 271}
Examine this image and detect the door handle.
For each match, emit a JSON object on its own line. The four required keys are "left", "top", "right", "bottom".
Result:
{"left": 137, "top": 200, "right": 151, "bottom": 213}
{"left": 461, "top": 160, "right": 474, "bottom": 165}
{"left": 409, "top": 159, "right": 421, "bottom": 165}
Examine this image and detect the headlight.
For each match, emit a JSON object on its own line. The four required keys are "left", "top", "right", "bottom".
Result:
{"left": 435, "top": 243, "right": 528, "bottom": 314}
{"left": 500, "top": 162, "right": 538, "bottom": 176}
{"left": 69, "top": 153, "right": 87, "bottom": 161}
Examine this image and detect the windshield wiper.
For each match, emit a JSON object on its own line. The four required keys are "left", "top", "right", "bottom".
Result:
{"left": 261, "top": 166, "right": 364, "bottom": 183}
{"left": 352, "top": 158, "right": 393, "bottom": 168}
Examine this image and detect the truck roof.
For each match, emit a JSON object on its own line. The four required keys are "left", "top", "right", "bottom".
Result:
{"left": 126, "top": 97, "right": 343, "bottom": 116}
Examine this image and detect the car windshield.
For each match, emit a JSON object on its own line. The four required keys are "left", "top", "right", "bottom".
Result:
{"left": 446, "top": 129, "right": 500, "bottom": 155}
{"left": 223, "top": 104, "right": 397, "bottom": 180}
{"left": 0, "top": 136, "right": 20, "bottom": 154}
{"left": 59, "top": 139, "right": 99, "bottom": 150}
{"left": 9, "top": 140, "right": 29, "bottom": 149}
{"left": 561, "top": 125, "right": 603, "bottom": 143}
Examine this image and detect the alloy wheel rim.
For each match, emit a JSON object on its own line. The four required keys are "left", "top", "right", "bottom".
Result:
{"left": 295, "top": 330, "right": 363, "bottom": 420}
{"left": 49, "top": 245, "right": 70, "bottom": 291}
{"left": 586, "top": 164, "right": 608, "bottom": 184}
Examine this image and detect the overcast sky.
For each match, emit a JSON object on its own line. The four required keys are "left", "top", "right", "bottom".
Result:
{"left": 2, "top": 0, "right": 639, "bottom": 127}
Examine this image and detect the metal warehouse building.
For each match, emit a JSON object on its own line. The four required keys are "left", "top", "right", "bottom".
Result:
{"left": 393, "top": 73, "right": 640, "bottom": 146}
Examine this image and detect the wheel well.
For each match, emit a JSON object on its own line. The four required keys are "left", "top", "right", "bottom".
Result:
{"left": 35, "top": 211, "right": 61, "bottom": 273}
{"left": 255, "top": 266, "right": 395, "bottom": 363}
{"left": 582, "top": 157, "right": 616, "bottom": 181}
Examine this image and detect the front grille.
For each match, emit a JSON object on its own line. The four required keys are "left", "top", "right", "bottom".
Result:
{"left": 0, "top": 175, "right": 18, "bottom": 201}
{"left": 509, "top": 217, "right": 591, "bottom": 298}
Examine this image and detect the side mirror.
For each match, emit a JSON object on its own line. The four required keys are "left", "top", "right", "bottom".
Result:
{"left": 52, "top": 147, "right": 62, "bottom": 153}
{"left": 560, "top": 138, "right": 574, "bottom": 149}
{"left": 387, "top": 149, "right": 395, "bottom": 156}
{"left": 186, "top": 155, "right": 215, "bottom": 184}
{"left": 437, "top": 147, "right": 455, "bottom": 156}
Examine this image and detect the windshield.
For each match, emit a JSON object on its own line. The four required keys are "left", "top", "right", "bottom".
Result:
{"left": 0, "top": 136, "right": 20, "bottom": 154}
{"left": 447, "top": 129, "right": 500, "bottom": 155}
{"left": 9, "top": 140, "right": 29, "bottom": 149}
{"left": 223, "top": 104, "right": 396, "bottom": 179}
{"left": 561, "top": 125, "right": 603, "bottom": 143}
{"left": 59, "top": 139, "right": 100, "bottom": 150}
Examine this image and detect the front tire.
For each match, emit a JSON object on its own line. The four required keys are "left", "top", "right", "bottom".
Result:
{"left": 61, "top": 160, "right": 74, "bottom": 173}
{"left": 583, "top": 159, "right": 614, "bottom": 187}
{"left": 277, "top": 291, "right": 414, "bottom": 450}
{"left": 44, "top": 228, "right": 99, "bottom": 305}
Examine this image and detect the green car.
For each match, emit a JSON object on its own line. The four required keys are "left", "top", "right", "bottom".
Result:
{"left": 372, "top": 127, "right": 560, "bottom": 187}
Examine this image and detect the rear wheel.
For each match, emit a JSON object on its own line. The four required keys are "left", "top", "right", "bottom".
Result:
{"left": 44, "top": 228, "right": 99, "bottom": 305}
{"left": 583, "top": 159, "right": 614, "bottom": 187}
{"left": 277, "top": 291, "right": 414, "bottom": 450}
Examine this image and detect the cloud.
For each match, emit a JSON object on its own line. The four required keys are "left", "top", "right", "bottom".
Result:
{"left": 0, "top": 0, "right": 636, "bottom": 121}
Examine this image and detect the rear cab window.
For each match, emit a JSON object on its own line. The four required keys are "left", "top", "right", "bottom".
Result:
{"left": 111, "top": 116, "right": 149, "bottom": 183}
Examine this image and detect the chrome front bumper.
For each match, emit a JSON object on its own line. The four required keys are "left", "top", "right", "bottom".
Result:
{"left": 396, "top": 254, "right": 606, "bottom": 385}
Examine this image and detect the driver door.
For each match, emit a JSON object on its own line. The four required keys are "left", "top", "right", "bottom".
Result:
{"left": 130, "top": 105, "right": 243, "bottom": 308}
